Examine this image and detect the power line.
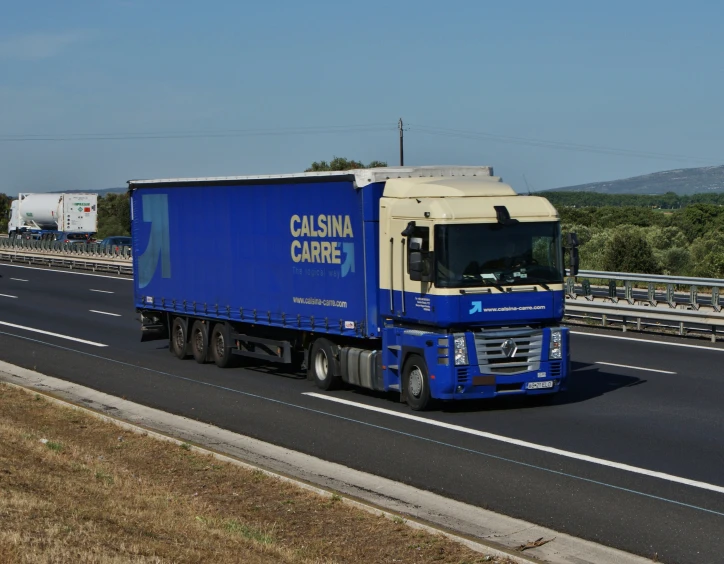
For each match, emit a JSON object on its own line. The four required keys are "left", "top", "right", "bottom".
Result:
{"left": 1, "top": 118, "right": 719, "bottom": 167}
{"left": 409, "top": 123, "right": 720, "bottom": 165}
{"left": 0, "top": 123, "right": 395, "bottom": 142}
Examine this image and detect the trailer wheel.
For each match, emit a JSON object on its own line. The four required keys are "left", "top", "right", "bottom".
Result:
{"left": 171, "top": 317, "right": 189, "bottom": 359}
{"left": 190, "top": 320, "right": 209, "bottom": 364}
{"left": 211, "top": 324, "right": 234, "bottom": 368}
{"left": 403, "top": 354, "right": 432, "bottom": 411}
{"left": 309, "top": 339, "right": 340, "bottom": 391}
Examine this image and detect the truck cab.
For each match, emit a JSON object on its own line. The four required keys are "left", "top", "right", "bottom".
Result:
{"left": 375, "top": 175, "right": 575, "bottom": 409}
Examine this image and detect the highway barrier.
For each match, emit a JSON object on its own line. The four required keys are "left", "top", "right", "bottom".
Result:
{"left": 2, "top": 241, "right": 723, "bottom": 340}
{"left": 567, "top": 270, "right": 724, "bottom": 340}
{"left": 0, "top": 237, "right": 132, "bottom": 275}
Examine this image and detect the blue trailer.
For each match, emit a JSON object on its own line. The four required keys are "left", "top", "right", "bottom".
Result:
{"left": 129, "top": 166, "right": 578, "bottom": 410}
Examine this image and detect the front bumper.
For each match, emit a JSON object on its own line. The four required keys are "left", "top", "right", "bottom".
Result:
{"left": 434, "top": 359, "right": 567, "bottom": 400}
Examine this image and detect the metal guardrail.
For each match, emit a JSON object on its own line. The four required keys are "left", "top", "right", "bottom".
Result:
{"left": 568, "top": 270, "right": 723, "bottom": 311}
{"left": 2, "top": 240, "right": 724, "bottom": 340}
{"left": 0, "top": 237, "right": 132, "bottom": 275}
{"left": 567, "top": 270, "right": 724, "bottom": 341}
{"left": 0, "top": 237, "right": 132, "bottom": 259}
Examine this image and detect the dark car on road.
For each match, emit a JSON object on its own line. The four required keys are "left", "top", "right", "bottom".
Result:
{"left": 99, "top": 236, "right": 132, "bottom": 252}
{"left": 53, "top": 232, "right": 95, "bottom": 245}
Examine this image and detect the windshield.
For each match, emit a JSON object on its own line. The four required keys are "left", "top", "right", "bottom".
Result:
{"left": 435, "top": 222, "right": 563, "bottom": 288}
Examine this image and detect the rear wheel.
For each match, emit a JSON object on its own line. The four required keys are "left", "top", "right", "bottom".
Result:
{"left": 309, "top": 339, "right": 340, "bottom": 391}
{"left": 171, "top": 317, "right": 189, "bottom": 359}
{"left": 210, "top": 324, "right": 234, "bottom": 368}
{"left": 190, "top": 320, "right": 209, "bottom": 364}
{"left": 403, "top": 354, "right": 432, "bottom": 411}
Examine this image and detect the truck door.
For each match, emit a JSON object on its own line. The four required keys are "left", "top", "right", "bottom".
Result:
{"left": 383, "top": 217, "right": 432, "bottom": 318}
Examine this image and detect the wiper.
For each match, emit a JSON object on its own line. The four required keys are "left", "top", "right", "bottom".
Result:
{"left": 479, "top": 278, "right": 506, "bottom": 293}
{"left": 459, "top": 278, "right": 506, "bottom": 293}
{"left": 522, "top": 276, "right": 552, "bottom": 291}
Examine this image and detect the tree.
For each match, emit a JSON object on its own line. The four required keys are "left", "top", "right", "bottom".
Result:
{"left": 0, "top": 193, "right": 11, "bottom": 234}
{"left": 96, "top": 192, "right": 131, "bottom": 239}
{"left": 602, "top": 227, "right": 661, "bottom": 274}
{"left": 688, "top": 232, "right": 724, "bottom": 278}
{"left": 305, "top": 156, "right": 387, "bottom": 172}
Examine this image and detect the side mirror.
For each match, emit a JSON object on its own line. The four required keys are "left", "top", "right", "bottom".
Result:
{"left": 409, "top": 251, "right": 423, "bottom": 281}
{"left": 409, "top": 237, "right": 423, "bottom": 252}
{"left": 570, "top": 247, "right": 579, "bottom": 276}
{"left": 409, "top": 251, "right": 434, "bottom": 283}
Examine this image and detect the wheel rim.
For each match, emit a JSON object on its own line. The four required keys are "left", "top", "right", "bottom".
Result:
{"left": 214, "top": 332, "right": 225, "bottom": 358}
{"left": 194, "top": 329, "right": 203, "bottom": 353}
{"left": 174, "top": 325, "right": 184, "bottom": 351}
{"left": 408, "top": 366, "right": 424, "bottom": 398}
{"left": 314, "top": 349, "right": 328, "bottom": 380}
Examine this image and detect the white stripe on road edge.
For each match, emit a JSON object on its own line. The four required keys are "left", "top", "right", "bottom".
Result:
{"left": 10, "top": 278, "right": 28, "bottom": 282}
{"left": 90, "top": 289, "right": 114, "bottom": 294}
{"left": 0, "top": 321, "right": 107, "bottom": 347}
{"left": 89, "top": 310, "right": 121, "bottom": 317}
{"left": 0, "top": 294, "right": 18, "bottom": 299}
{"left": 0, "top": 264, "right": 130, "bottom": 281}
{"left": 303, "top": 392, "right": 724, "bottom": 495}
{"left": 572, "top": 331, "right": 724, "bottom": 352}
{"left": 595, "top": 362, "right": 676, "bottom": 375}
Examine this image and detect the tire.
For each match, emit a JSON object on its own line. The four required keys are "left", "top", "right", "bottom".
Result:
{"left": 309, "top": 338, "right": 341, "bottom": 391}
{"left": 210, "top": 324, "right": 234, "bottom": 368}
{"left": 403, "top": 354, "right": 432, "bottom": 411}
{"left": 190, "top": 320, "right": 209, "bottom": 364}
{"left": 171, "top": 317, "right": 189, "bottom": 360}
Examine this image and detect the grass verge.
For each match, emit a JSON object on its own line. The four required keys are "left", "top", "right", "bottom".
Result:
{"left": 0, "top": 383, "right": 515, "bottom": 564}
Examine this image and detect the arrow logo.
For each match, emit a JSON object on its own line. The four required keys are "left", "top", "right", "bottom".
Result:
{"left": 138, "top": 194, "right": 171, "bottom": 289}
{"left": 469, "top": 301, "right": 482, "bottom": 314}
{"left": 341, "top": 243, "right": 355, "bottom": 278}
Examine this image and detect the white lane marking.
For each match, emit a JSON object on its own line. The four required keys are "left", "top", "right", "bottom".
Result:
{"left": 304, "top": 392, "right": 724, "bottom": 495}
{"left": 89, "top": 310, "right": 121, "bottom": 317}
{"left": 10, "top": 278, "right": 28, "bottom": 282}
{"left": 595, "top": 362, "right": 676, "bottom": 374}
{"left": 0, "top": 321, "right": 107, "bottom": 347}
{"left": 0, "top": 294, "right": 18, "bottom": 299}
{"left": 0, "top": 264, "right": 130, "bottom": 281}
{"left": 572, "top": 330, "right": 724, "bottom": 352}
{"left": 90, "top": 289, "right": 115, "bottom": 294}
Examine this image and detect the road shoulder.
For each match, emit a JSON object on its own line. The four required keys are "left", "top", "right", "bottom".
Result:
{"left": 0, "top": 360, "right": 653, "bottom": 564}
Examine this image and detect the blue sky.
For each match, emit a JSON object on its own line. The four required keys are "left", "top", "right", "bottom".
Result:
{"left": 1, "top": 0, "right": 723, "bottom": 195}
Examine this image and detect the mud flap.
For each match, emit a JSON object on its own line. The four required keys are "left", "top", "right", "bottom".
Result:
{"left": 140, "top": 310, "right": 168, "bottom": 342}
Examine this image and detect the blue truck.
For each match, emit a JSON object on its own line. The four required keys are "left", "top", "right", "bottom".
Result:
{"left": 129, "top": 166, "right": 579, "bottom": 410}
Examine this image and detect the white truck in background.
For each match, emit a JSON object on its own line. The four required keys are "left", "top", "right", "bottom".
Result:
{"left": 8, "top": 193, "right": 98, "bottom": 238}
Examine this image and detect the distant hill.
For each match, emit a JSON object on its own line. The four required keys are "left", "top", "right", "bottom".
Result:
{"left": 547, "top": 165, "right": 724, "bottom": 195}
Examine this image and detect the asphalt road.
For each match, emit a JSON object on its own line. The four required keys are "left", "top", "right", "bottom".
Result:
{"left": 0, "top": 263, "right": 723, "bottom": 564}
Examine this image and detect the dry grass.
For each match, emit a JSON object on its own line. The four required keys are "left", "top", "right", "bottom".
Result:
{"left": 0, "top": 384, "right": 514, "bottom": 564}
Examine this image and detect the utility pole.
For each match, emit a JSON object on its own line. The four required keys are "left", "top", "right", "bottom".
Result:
{"left": 398, "top": 118, "right": 404, "bottom": 166}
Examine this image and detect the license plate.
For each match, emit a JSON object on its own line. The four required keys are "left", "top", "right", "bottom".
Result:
{"left": 527, "top": 381, "right": 554, "bottom": 390}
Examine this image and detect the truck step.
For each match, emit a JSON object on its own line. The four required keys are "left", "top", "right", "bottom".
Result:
{"left": 388, "top": 384, "right": 400, "bottom": 391}
{"left": 388, "top": 365, "right": 399, "bottom": 371}
{"left": 387, "top": 345, "right": 402, "bottom": 351}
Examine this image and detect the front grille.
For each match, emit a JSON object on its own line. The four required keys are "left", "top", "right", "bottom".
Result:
{"left": 475, "top": 328, "right": 543, "bottom": 376}
{"left": 550, "top": 361, "right": 562, "bottom": 377}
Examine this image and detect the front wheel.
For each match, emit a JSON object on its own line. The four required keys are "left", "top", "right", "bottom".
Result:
{"left": 309, "top": 339, "right": 341, "bottom": 391}
{"left": 403, "top": 354, "right": 433, "bottom": 411}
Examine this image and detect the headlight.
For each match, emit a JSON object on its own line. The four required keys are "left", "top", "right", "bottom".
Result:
{"left": 549, "top": 329, "right": 562, "bottom": 360}
{"left": 454, "top": 334, "right": 468, "bottom": 366}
